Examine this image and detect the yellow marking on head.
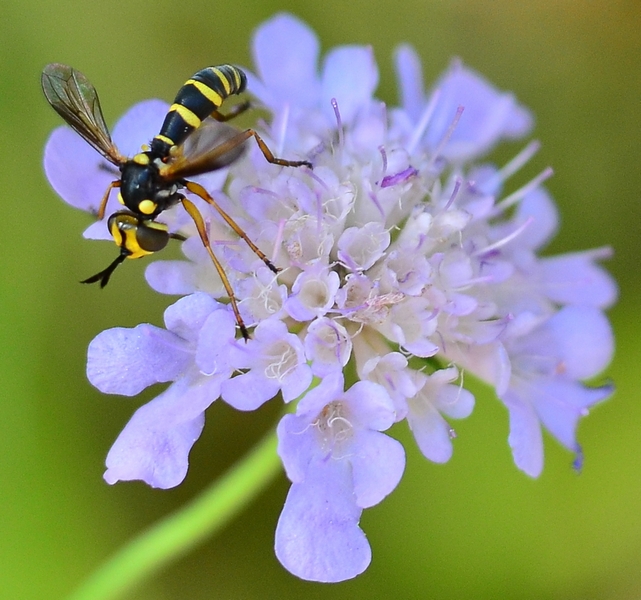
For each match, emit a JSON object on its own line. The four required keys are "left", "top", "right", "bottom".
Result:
{"left": 110, "top": 221, "right": 124, "bottom": 246}
{"left": 133, "top": 153, "right": 150, "bottom": 165}
{"left": 141, "top": 144, "right": 150, "bottom": 151}
{"left": 138, "top": 199, "right": 157, "bottom": 215}
{"left": 109, "top": 214, "right": 152, "bottom": 258}
{"left": 169, "top": 103, "right": 201, "bottom": 128}
{"left": 186, "top": 79, "right": 223, "bottom": 107}
{"left": 117, "top": 192, "right": 125, "bottom": 205}
{"left": 211, "top": 67, "right": 231, "bottom": 95}
{"left": 146, "top": 221, "right": 169, "bottom": 233}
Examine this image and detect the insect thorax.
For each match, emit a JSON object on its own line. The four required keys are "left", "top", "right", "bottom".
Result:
{"left": 119, "top": 153, "right": 181, "bottom": 217}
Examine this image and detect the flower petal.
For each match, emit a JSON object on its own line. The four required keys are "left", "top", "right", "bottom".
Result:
{"left": 163, "top": 293, "right": 221, "bottom": 340}
{"left": 250, "top": 13, "right": 320, "bottom": 109}
{"left": 43, "top": 126, "right": 117, "bottom": 213}
{"left": 541, "top": 250, "right": 617, "bottom": 308}
{"left": 221, "top": 370, "right": 279, "bottom": 411}
{"left": 533, "top": 379, "right": 613, "bottom": 451}
{"left": 394, "top": 44, "right": 426, "bottom": 121}
{"left": 427, "top": 60, "right": 533, "bottom": 161}
{"left": 503, "top": 389, "right": 545, "bottom": 477}
{"left": 87, "top": 325, "right": 190, "bottom": 396}
{"left": 111, "top": 99, "right": 169, "bottom": 156}
{"left": 275, "top": 459, "right": 370, "bottom": 582}
{"left": 103, "top": 376, "right": 221, "bottom": 488}
{"left": 407, "top": 403, "right": 455, "bottom": 463}
{"left": 350, "top": 430, "right": 405, "bottom": 507}
{"left": 321, "top": 46, "right": 378, "bottom": 124}
{"left": 145, "top": 260, "right": 198, "bottom": 295}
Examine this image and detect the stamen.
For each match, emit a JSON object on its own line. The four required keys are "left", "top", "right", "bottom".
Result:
{"left": 452, "top": 274, "right": 496, "bottom": 289}
{"left": 327, "top": 414, "right": 353, "bottom": 443}
{"left": 380, "top": 167, "right": 419, "bottom": 188}
{"left": 271, "top": 218, "right": 286, "bottom": 264}
{"left": 315, "top": 402, "right": 354, "bottom": 452}
{"left": 211, "top": 239, "right": 241, "bottom": 248}
{"left": 473, "top": 217, "right": 534, "bottom": 256}
{"left": 331, "top": 98, "right": 344, "bottom": 150}
{"left": 493, "top": 167, "right": 554, "bottom": 214}
{"left": 438, "top": 369, "right": 465, "bottom": 410}
{"left": 442, "top": 177, "right": 462, "bottom": 212}
{"left": 306, "top": 168, "right": 331, "bottom": 193}
{"left": 427, "top": 105, "right": 464, "bottom": 170}
{"left": 379, "top": 145, "right": 388, "bottom": 178}
{"left": 482, "top": 140, "right": 541, "bottom": 192}
{"left": 264, "top": 345, "right": 297, "bottom": 381}
{"left": 368, "top": 191, "right": 385, "bottom": 219}
{"left": 274, "top": 103, "right": 291, "bottom": 157}
{"left": 407, "top": 88, "right": 441, "bottom": 155}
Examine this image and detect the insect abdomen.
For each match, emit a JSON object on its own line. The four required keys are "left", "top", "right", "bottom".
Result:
{"left": 151, "top": 65, "right": 247, "bottom": 157}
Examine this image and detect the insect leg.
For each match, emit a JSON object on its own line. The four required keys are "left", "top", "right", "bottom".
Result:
{"left": 184, "top": 180, "right": 279, "bottom": 274}
{"left": 242, "top": 128, "right": 312, "bottom": 169}
{"left": 180, "top": 197, "right": 249, "bottom": 340}
{"left": 97, "top": 180, "right": 121, "bottom": 220}
{"left": 209, "top": 101, "right": 251, "bottom": 122}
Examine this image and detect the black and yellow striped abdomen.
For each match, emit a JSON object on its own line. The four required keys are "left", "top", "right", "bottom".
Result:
{"left": 151, "top": 65, "right": 247, "bottom": 157}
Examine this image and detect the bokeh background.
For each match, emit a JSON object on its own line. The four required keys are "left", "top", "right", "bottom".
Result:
{"left": 1, "top": 0, "right": 639, "bottom": 598}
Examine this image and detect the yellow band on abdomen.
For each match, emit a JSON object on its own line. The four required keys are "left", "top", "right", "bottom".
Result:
{"left": 169, "top": 103, "right": 201, "bottom": 128}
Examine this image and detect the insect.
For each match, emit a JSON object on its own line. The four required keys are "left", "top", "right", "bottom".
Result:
{"left": 42, "top": 63, "right": 311, "bottom": 338}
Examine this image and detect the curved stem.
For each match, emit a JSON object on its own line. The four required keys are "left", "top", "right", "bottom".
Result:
{"left": 67, "top": 429, "right": 281, "bottom": 600}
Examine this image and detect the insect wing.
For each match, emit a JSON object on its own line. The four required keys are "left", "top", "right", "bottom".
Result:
{"left": 160, "top": 119, "right": 248, "bottom": 180}
{"left": 42, "top": 63, "right": 124, "bottom": 166}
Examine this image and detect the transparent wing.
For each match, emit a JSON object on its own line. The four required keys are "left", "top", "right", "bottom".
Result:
{"left": 160, "top": 119, "right": 248, "bottom": 180}
{"left": 42, "top": 63, "right": 125, "bottom": 166}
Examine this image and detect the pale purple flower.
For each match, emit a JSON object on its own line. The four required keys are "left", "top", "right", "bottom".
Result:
{"left": 87, "top": 293, "right": 236, "bottom": 488}
{"left": 247, "top": 12, "right": 379, "bottom": 145}
{"left": 337, "top": 222, "right": 391, "bottom": 271}
{"left": 45, "top": 11, "right": 616, "bottom": 582}
{"left": 356, "top": 351, "right": 417, "bottom": 419}
{"left": 220, "top": 318, "right": 312, "bottom": 410}
{"left": 304, "top": 317, "right": 352, "bottom": 377}
{"left": 406, "top": 366, "right": 475, "bottom": 463}
{"left": 500, "top": 306, "right": 614, "bottom": 477}
{"left": 275, "top": 373, "right": 404, "bottom": 581}
{"left": 393, "top": 46, "right": 533, "bottom": 162}
{"left": 284, "top": 264, "right": 340, "bottom": 321}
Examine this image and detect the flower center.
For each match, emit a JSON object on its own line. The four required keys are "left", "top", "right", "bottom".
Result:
{"left": 263, "top": 341, "right": 298, "bottom": 382}
{"left": 313, "top": 401, "right": 353, "bottom": 456}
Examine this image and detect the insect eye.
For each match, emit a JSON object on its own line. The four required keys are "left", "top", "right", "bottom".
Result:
{"left": 136, "top": 222, "right": 170, "bottom": 253}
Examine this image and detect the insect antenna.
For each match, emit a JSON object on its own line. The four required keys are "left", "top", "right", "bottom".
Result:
{"left": 81, "top": 254, "right": 127, "bottom": 288}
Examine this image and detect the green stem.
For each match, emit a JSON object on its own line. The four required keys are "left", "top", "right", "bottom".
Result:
{"left": 67, "top": 429, "right": 281, "bottom": 600}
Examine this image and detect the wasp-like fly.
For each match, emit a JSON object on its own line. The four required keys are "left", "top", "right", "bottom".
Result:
{"left": 42, "top": 63, "right": 310, "bottom": 337}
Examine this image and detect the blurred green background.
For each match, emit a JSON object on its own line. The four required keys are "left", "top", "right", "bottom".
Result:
{"left": 1, "top": 0, "right": 639, "bottom": 598}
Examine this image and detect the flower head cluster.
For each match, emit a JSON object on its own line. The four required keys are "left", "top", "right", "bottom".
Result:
{"left": 44, "top": 14, "right": 616, "bottom": 582}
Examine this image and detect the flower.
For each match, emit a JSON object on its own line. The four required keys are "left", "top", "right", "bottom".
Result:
{"left": 44, "top": 12, "right": 616, "bottom": 582}
{"left": 275, "top": 373, "right": 404, "bottom": 582}
{"left": 87, "top": 293, "right": 237, "bottom": 489}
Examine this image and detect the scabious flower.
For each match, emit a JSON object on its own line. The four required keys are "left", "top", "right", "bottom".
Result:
{"left": 44, "top": 13, "right": 616, "bottom": 582}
